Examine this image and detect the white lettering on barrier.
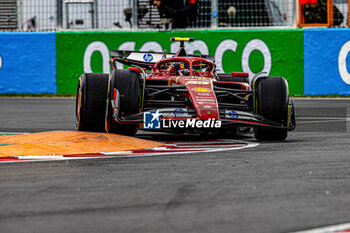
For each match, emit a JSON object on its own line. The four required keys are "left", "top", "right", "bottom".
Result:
{"left": 242, "top": 39, "right": 271, "bottom": 78}
{"left": 191, "top": 40, "right": 209, "bottom": 55}
{"left": 215, "top": 39, "right": 238, "bottom": 73}
{"left": 140, "top": 41, "right": 162, "bottom": 52}
{"left": 0, "top": 55, "right": 2, "bottom": 70}
{"left": 338, "top": 41, "right": 350, "bottom": 85}
{"left": 83, "top": 39, "right": 271, "bottom": 78}
{"left": 83, "top": 41, "right": 110, "bottom": 73}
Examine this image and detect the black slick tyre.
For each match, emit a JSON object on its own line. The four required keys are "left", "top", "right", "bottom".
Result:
{"left": 106, "top": 70, "right": 141, "bottom": 136}
{"left": 253, "top": 76, "right": 289, "bottom": 141}
{"left": 75, "top": 73, "right": 109, "bottom": 132}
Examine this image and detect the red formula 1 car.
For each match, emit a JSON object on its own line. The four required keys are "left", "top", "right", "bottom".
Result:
{"left": 76, "top": 37, "right": 295, "bottom": 141}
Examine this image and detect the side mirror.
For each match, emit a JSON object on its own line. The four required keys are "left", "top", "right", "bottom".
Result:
{"left": 232, "top": 72, "right": 249, "bottom": 78}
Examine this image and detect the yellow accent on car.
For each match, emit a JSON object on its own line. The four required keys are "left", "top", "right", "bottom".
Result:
{"left": 176, "top": 76, "right": 186, "bottom": 84}
{"left": 170, "top": 37, "right": 194, "bottom": 42}
{"left": 193, "top": 87, "right": 210, "bottom": 92}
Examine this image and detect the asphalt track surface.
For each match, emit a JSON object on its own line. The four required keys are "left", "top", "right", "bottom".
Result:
{"left": 0, "top": 98, "right": 350, "bottom": 233}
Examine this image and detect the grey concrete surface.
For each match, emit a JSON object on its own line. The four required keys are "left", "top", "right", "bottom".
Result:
{"left": 0, "top": 98, "right": 76, "bottom": 133}
{"left": 0, "top": 98, "right": 349, "bottom": 233}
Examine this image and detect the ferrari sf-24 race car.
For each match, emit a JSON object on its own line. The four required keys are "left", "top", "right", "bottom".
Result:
{"left": 76, "top": 37, "right": 295, "bottom": 141}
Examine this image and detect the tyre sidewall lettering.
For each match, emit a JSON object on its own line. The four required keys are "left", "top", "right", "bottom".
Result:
{"left": 242, "top": 39, "right": 271, "bottom": 79}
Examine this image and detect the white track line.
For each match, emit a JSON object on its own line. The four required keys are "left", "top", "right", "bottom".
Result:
{"left": 0, "top": 140, "right": 260, "bottom": 163}
{"left": 291, "top": 222, "right": 350, "bottom": 233}
{"left": 294, "top": 98, "right": 350, "bottom": 100}
{"left": 298, "top": 117, "right": 350, "bottom": 120}
{"left": 297, "top": 117, "right": 350, "bottom": 124}
{"left": 0, "top": 132, "right": 28, "bottom": 135}
{"left": 298, "top": 120, "right": 349, "bottom": 124}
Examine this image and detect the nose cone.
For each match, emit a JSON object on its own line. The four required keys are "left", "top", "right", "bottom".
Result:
{"left": 175, "top": 77, "right": 219, "bottom": 120}
{"left": 195, "top": 107, "right": 219, "bottom": 119}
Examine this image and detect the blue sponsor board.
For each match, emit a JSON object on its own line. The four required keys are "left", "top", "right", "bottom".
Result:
{"left": 304, "top": 28, "right": 350, "bottom": 95}
{"left": 0, "top": 32, "right": 56, "bottom": 93}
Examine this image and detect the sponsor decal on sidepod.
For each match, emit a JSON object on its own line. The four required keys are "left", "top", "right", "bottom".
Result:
{"left": 143, "top": 53, "right": 153, "bottom": 62}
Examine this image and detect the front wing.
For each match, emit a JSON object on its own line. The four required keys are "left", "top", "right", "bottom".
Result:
{"left": 110, "top": 92, "right": 296, "bottom": 131}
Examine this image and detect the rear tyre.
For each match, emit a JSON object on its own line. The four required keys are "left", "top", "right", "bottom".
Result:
{"left": 76, "top": 73, "right": 109, "bottom": 132}
{"left": 106, "top": 70, "right": 141, "bottom": 135}
{"left": 253, "top": 76, "right": 289, "bottom": 141}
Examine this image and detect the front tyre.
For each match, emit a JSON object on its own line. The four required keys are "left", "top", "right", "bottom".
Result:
{"left": 76, "top": 73, "right": 109, "bottom": 132}
{"left": 253, "top": 76, "right": 289, "bottom": 141}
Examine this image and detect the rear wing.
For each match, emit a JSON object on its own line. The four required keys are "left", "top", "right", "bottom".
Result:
{"left": 110, "top": 50, "right": 215, "bottom": 69}
{"left": 110, "top": 50, "right": 175, "bottom": 69}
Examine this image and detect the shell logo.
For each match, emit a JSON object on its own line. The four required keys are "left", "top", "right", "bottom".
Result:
{"left": 192, "top": 87, "right": 211, "bottom": 92}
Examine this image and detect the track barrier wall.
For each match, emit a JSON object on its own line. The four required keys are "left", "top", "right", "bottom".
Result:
{"left": 56, "top": 30, "right": 304, "bottom": 95}
{"left": 0, "top": 32, "right": 56, "bottom": 93}
{"left": 304, "top": 28, "right": 350, "bottom": 95}
{"left": 1, "top": 29, "right": 350, "bottom": 95}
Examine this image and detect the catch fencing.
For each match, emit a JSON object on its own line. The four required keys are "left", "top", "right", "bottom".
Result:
{"left": 3, "top": 0, "right": 350, "bottom": 31}
{"left": 2, "top": 0, "right": 297, "bottom": 31}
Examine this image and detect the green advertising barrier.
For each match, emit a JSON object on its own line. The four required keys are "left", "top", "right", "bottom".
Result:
{"left": 56, "top": 30, "right": 304, "bottom": 95}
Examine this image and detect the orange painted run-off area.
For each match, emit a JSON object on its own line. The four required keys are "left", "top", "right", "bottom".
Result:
{"left": 0, "top": 131, "right": 164, "bottom": 157}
